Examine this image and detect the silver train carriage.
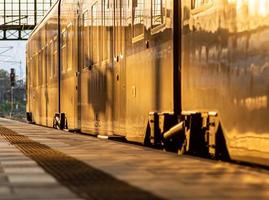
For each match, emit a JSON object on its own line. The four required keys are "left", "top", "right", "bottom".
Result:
{"left": 26, "top": 0, "right": 269, "bottom": 166}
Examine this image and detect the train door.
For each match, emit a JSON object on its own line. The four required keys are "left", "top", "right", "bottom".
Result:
{"left": 113, "top": 0, "right": 126, "bottom": 135}
{"left": 59, "top": 1, "right": 79, "bottom": 130}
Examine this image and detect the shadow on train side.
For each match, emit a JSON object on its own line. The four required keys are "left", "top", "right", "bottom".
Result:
{"left": 82, "top": 53, "right": 116, "bottom": 135}
{"left": 87, "top": 65, "right": 111, "bottom": 133}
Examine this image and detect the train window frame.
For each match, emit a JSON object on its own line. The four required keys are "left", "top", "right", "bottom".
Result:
{"left": 106, "top": 0, "right": 110, "bottom": 9}
{"left": 31, "top": 54, "right": 35, "bottom": 87}
{"left": 53, "top": 36, "right": 58, "bottom": 78}
{"left": 191, "top": 0, "right": 213, "bottom": 15}
{"left": 90, "top": 1, "right": 100, "bottom": 66}
{"left": 38, "top": 50, "right": 42, "bottom": 86}
{"left": 132, "top": 0, "right": 145, "bottom": 43}
{"left": 34, "top": 53, "right": 38, "bottom": 87}
{"left": 29, "top": 57, "right": 33, "bottom": 87}
{"left": 66, "top": 22, "right": 73, "bottom": 72}
{"left": 151, "top": 0, "right": 166, "bottom": 35}
{"left": 29, "top": 58, "right": 32, "bottom": 87}
{"left": 61, "top": 28, "right": 67, "bottom": 74}
{"left": 49, "top": 40, "right": 53, "bottom": 80}
{"left": 82, "top": 9, "right": 90, "bottom": 69}
{"left": 41, "top": 47, "right": 46, "bottom": 86}
{"left": 102, "top": 0, "right": 112, "bottom": 62}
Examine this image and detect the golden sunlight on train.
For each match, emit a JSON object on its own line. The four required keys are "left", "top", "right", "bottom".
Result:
{"left": 228, "top": 0, "right": 269, "bottom": 17}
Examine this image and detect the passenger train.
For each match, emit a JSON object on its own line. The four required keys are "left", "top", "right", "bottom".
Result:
{"left": 26, "top": 0, "right": 269, "bottom": 166}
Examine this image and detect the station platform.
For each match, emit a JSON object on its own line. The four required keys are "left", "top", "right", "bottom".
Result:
{"left": 0, "top": 118, "right": 269, "bottom": 199}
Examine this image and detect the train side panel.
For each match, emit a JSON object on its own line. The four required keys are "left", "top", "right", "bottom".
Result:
{"left": 181, "top": 0, "right": 269, "bottom": 164}
{"left": 40, "top": 27, "right": 46, "bottom": 125}
{"left": 27, "top": 3, "right": 59, "bottom": 127}
{"left": 125, "top": 0, "right": 174, "bottom": 141}
{"left": 79, "top": 0, "right": 115, "bottom": 135}
{"left": 47, "top": 29, "right": 58, "bottom": 127}
{"left": 59, "top": 0, "right": 79, "bottom": 129}
{"left": 27, "top": 30, "right": 42, "bottom": 124}
{"left": 78, "top": 0, "right": 175, "bottom": 142}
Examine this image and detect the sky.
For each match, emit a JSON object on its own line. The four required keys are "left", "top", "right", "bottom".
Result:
{"left": 0, "top": 41, "right": 27, "bottom": 81}
{"left": 0, "top": 0, "right": 56, "bottom": 81}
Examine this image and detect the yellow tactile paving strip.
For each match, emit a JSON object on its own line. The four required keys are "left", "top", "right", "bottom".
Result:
{"left": 0, "top": 125, "right": 162, "bottom": 200}
{"left": 1, "top": 118, "right": 269, "bottom": 200}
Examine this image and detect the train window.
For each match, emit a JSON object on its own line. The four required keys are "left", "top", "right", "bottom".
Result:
{"left": 38, "top": 51, "right": 42, "bottom": 86}
{"left": 91, "top": 2, "right": 100, "bottom": 65}
{"left": 33, "top": 55, "right": 37, "bottom": 87}
{"left": 33, "top": 55, "right": 35, "bottom": 87}
{"left": 61, "top": 29, "right": 67, "bottom": 73}
{"left": 53, "top": 36, "right": 57, "bottom": 77}
{"left": 83, "top": 10, "right": 90, "bottom": 68}
{"left": 66, "top": 23, "right": 73, "bottom": 72}
{"left": 49, "top": 42, "right": 53, "bottom": 79}
{"left": 42, "top": 48, "right": 46, "bottom": 85}
{"left": 191, "top": 0, "right": 213, "bottom": 10}
{"left": 28, "top": 59, "right": 32, "bottom": 87}
{"left": 105, "top": 0, "right": 110, "bottom": 9}
{"left": 36, "top": 54, "right": 39, "bottom": 87}
{"left": 132, "top": 0, "right": 144, "bottom": 41}
{"left": 31, "top": 57, "right": 33, "bottom": 87}
{"left": 102, "top": 0, "right": 112, "bottom": 61}
{"left": 151, "top": 0, "right": 165, "bottom": 29}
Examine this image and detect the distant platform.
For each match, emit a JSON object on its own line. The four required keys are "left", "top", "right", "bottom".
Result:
{"left": 0, "top": 118, "right": 268, "bottom": 200}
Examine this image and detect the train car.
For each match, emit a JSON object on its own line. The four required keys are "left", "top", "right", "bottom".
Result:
{"left": 79, "top": 0, "right": 176, "bottom": 142}
{"left": 26, "top": 2, "right": 59, "bottom": 127}
{"left": 26, "top": 0, "right": 269, "bottom": 166}
{"left": 27, "top": 0, "right": 177, "bottom": 142}
{"left": 26, "top": 0, "right": 79, "bottom": 129}
{"left": 181, "top": 0, "right": 269, "bottom": 165}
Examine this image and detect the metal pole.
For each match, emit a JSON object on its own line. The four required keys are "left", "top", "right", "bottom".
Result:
{"left": 19, "top": 0, "right": 21, "bottom": 39}
{"left": 58, "top": 0, "right": 62, "bottom": 114}
{"left": 34, "top": 0, "right": 37, "bottom": 26}
{"left": 10, "top": 86, "right": 13, "bottom": 118}
{"left": 3, "top": 0, "right": 6, "bottom": 39}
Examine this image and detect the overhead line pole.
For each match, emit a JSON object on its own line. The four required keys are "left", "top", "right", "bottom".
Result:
{"left": 19, "top": 0, "right": 21, "bottom": 39}
{"left": 3, "top": 0, "right": 6, "bottom": 39}
{"left": 34, "top": 0, "right": 37, "bottom": 26}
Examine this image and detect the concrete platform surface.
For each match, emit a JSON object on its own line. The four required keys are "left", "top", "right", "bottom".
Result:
{"left": 0, "top": 118, "right": 269, "bottom": 200}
